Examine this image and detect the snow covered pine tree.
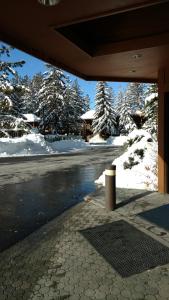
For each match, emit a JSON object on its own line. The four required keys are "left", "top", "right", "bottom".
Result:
{"left": 92, "top": 81, "right": 117, "bottom": 137}
{"left": 0, "top": 44, "right": 30, "bottom": 137}
{"left": 37, "top": 64, "right": 67, "bottom": 133}
{"left": 118, "top": 96, "right": 136, "bottom": 135}
{"left": 0, "top": 44, "right": 25, "bottom": 116}
{"left": 125, "top": 82, "right": 146, "bottom": 112}
{"left": 143, "top": 84, "right": 158, "bottom": 140}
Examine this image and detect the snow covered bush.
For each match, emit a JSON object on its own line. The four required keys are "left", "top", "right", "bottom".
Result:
{"left": 96, "top": 129, "right": 158, "bottom": 191}
{"left": 125, "top": 129, "right": 152, "bottom": 148}
{"left": 123, "top": 156, "right": 139, "bottom": 169}
{"left": 122, "top": 129, "right": 152, "bottom": 169}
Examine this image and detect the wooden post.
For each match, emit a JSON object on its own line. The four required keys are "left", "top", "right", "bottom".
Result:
{"left": 105, "top": 165, "right": 116, "bottom": 211}
{"left": 158, "top": 69, "right": 169, "bottom": 193}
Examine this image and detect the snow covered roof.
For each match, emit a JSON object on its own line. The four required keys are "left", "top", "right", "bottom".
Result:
{"left": 22, "top": 114, "right": 41, "bottom": 122}
{"left": 81, "top": 110, "right": 95, "bottom": 120}
{"left": 145, "top": 93, "right": 158, "bottom": 104}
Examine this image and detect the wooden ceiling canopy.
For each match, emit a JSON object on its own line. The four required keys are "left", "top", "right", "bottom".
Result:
{"left": 1, "top": 0, "right": 169, "bottom": 82}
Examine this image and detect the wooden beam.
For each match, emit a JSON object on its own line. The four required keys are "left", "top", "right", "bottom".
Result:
{"left": 158, "top": 70, "right": 165, "bottom": 192}
{"left": 158, "top": 69, "right": 169, "bottom": 193}
{"left": 86, "top": 75, "right": 156, "bottom": 83}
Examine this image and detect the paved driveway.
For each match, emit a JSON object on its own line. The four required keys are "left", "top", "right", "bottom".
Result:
{"left": 0, "top": 146, "right": 122, "bottom": 251}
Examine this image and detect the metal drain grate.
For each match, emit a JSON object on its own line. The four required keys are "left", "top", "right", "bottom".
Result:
{"left": 80, "top": 220, "right": 169, "bottom": 277}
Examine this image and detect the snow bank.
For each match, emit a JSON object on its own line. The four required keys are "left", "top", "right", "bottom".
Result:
{"left": 51, "top": 139, "right": 88, "bottom": 153}
{"left": 0, "top": 134, "right": 88, "bottom": 157}
{"left": 96, "top": 129, "right": 158, "bottom": 191}
{"left": 107, "top": 136, "right": 127, "bottom": 146}
{"left": 89, "top": 134, "right": 127, "bottom": 146}
{"left": 0, "top": 132, "right": 125, "bottom": 157}
{"left": 89, "top": 134, "right": 107, "bottom": 144}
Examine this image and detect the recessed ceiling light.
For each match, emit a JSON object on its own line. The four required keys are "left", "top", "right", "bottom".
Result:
{"left": 133, "top": 54, "right": 142, "bottom": 59}
{"left": 38, "top": 0, "right": 61, "bottom": 6}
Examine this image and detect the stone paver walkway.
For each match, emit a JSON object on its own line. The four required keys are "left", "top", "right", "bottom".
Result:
{"left": 1, "top": 188, "right": 169, "bottom": 299}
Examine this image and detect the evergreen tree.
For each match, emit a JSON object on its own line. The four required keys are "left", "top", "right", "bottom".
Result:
{"left": 12, "top": 73, "right": 31, "bottom": 114}
{"left": 143, "top": 84, "right": 158, "bottom": 140}
{"left": 0, "top": 44, "right": 25, "bottom": 116}
{"left": 116, "top": 85, "right": 125, "bottom": 110}
{"left": 92, "top": 81, "right": 117, "bottom": 136}
{"left": 145, "top": 83, "right": 158, "bottom": 95}
{"left": 119, "top": 97, "right": 136, "bottom": 134}
{"left": 125, "top": 82, "right": 146, "bottom": 112}
{"left": 37, "top": 64, "right": 67, "bottom": 132}
{"left": 83, "top": 94, "right": 90, "bottom": 111}
{"left": 0, "top": 44, "right": 31, "bottom": 137}
{"left": 29, "top": 73, "right": 43, "bottom": 113}
{"left": 69, "top": 79, "right": 86, "bottom": 134}
{"left": 16, "top": 73, "right": 44, "bottom": 114}
{"left": 61, "top": 80, "right": 90, "bottom": 135}
{"left": 61, "top": 84, "right": 76, "bottom": 134}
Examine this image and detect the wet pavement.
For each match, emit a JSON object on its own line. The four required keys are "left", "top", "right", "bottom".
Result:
{"left": 0, "top": 146, "right": 122, "bottom": 252}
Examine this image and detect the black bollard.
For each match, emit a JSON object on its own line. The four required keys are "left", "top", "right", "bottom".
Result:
{"left": 105, "top": 165, "right": 116, "bottom": 211}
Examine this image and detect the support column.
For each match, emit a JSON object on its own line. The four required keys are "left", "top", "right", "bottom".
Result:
{"left": 158, "top": 69, "right": 169, "bottom": 193}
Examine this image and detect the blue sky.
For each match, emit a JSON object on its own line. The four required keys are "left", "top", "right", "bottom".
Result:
{"left": 2, "top": 43, "right": 127, "bottom": 109}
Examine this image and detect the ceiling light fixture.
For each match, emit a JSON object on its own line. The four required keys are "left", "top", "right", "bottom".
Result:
{"left": 133, "top": 54, "right": 142, "bottom": 59}
{"left": 38, "top": 0, "right": 61, "bottom": 6}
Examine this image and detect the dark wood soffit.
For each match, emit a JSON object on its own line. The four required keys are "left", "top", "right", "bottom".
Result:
{"left": 54, "top": 0, "right": 169, "bottom": 28}
{"left": 0, "top": 31, "right": 157, "bottom": 84}
{"left": 95, "top": 33, "right": 169, "bottom": 56}
{"left": 56, "top": 1, "right": 169, "bottom": 57}
{"left": 0, "top": 35, "right": 157, "bottom": 83}
{"left": 1, "top": 0, "right": 165, "bottom": 83}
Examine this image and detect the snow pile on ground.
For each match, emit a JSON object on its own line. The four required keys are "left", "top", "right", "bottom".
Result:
{"left": 51, "top": 139, "right": 88, "bottom": 153}
{"left": 96, "top": 129, "right": 158, "bottom": 191}
{"left": 0, "top": 134, "right": 88, "bottom": 157}
{"left": 107, "top": 136, "right": 127, "bottom": 146}
{"left": 89, "top": 134, "right": 127, "bottom": 145}
{"left": 89, "top": 134, "right": 107, "bottom": 144}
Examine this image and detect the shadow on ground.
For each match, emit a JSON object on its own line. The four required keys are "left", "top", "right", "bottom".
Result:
{"left": 138, "top": 204, "right": 169, "bottom": 231}
{"left": 116, "top": 190, "right": 153, "bottom": 208}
